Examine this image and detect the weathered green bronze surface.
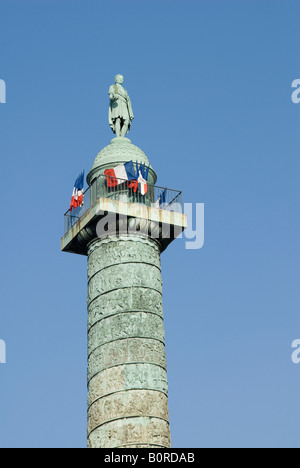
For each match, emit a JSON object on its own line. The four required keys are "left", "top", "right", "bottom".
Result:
{"left": 87, "top": 235, "right": 171, "bottom": 448}
{"left": 62, "top": 76, "right": 186, "bottom": 448}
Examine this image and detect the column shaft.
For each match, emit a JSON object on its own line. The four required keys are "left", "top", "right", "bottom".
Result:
{"left": 87, "top": 235, "right": 171, "bottom": 448}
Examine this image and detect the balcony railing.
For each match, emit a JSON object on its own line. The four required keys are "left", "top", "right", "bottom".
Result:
{"left": 64, "top": 174, "right": 183, "bottom": 234}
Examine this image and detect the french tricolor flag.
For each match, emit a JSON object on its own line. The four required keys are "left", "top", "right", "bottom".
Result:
{"left": 137, "top": 169, "right": 148, "bottom": 195}
{"left": 70, "top": 171, "right": 85, "bottom": 212}
{"left": 104, "top": 161, "right": 149, "bottom": 195}
{"left": 104, "top": 161, "right": 136, "bottom": 187}
{"left": 155, "top": 189, "right": 167, "bottom": 208}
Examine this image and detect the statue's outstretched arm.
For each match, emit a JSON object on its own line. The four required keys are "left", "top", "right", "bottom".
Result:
{"left": 109, "top": 85, "right": 118, "bottom": 101}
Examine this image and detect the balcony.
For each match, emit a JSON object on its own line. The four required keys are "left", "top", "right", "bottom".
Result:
{"left": 62, "top": 174, "right": 187, "bottom": 255}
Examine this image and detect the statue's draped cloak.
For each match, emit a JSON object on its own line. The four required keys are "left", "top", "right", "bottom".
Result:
{"left": 108, "top": 84, "right": 134, "bottom": 131}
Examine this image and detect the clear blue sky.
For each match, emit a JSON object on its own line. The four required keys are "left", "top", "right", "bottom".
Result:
{"left": 0, "top": 0, "right": 299, "bottom": 448}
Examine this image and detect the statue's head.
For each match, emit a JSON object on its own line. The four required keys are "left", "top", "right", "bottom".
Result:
{"left": 115, "top": 74, "right": 124, "bottom": 84}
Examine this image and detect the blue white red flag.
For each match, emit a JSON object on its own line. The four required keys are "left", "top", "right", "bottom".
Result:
{"left": 105, "top": 161, "right": 149, "bottom": 195}
{"left": 104, "top": 161, "right": 136, "bottom": 187}
{"left": 137, "top": 162, "right": 149, "bottom": 195}
{"left": 70, "top": 171, "right": 85, "bottom": 211}
{"left": 155, "top": 189, "right": 167, "bottom": 208}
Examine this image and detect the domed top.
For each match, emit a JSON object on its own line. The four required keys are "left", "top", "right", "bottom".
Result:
{"left": 87, "top": 137, "right": 157, "bottom": 186}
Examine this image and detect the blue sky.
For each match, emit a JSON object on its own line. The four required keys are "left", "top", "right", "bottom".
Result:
{"left": 0, "top": 0, "right": 299, "bottom": 448}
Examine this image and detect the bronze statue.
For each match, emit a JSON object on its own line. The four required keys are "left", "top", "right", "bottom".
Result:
{"left": 108, "top": 74, "right": 134, "bottom": 137}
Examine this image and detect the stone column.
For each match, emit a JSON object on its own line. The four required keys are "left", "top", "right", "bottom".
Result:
{"left": 87, "top": 234, "right": 171, "bottom": 448}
